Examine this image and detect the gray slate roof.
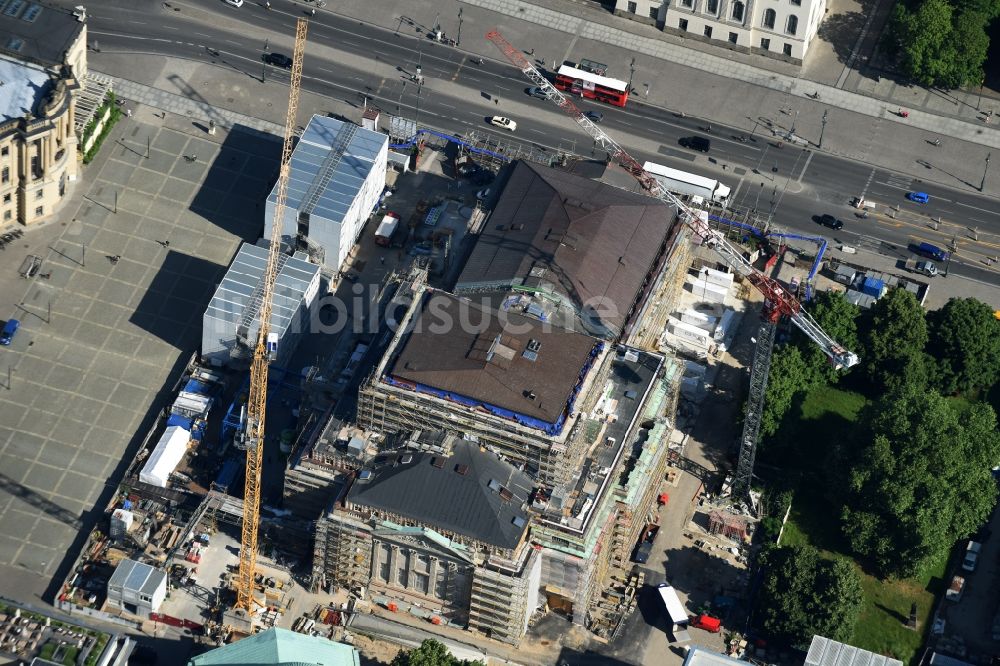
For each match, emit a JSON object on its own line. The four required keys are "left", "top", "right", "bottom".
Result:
{"left": 347, "top": 440, "right": 533, "bottom": 550}
{"left": 456, "top": 160, "right": 670, "bottom": 335}
{"left": 269, "top": 114, "right": 387, "bottom": 222}
{"left": 389, "top": 290, "right": 601, "bottom": 425}
{"left": 0, "top": 2, "right": 82, "bottom": 68}
{"left": 0, "top": 56, "right": 51, "bottom": 123}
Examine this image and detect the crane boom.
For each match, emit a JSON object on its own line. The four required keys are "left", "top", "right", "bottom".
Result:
{"left": 236, "top": 18, "right": 309, "bottom": 614}
{"left": 485, "top": 30, "right": 858, "bottom": 369}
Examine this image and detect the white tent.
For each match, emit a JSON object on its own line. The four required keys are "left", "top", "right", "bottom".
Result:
{"left": 139, "top": 426, "right": 190, "bottom": 488}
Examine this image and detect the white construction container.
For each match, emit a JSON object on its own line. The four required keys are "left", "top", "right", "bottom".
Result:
{"left": 691, "top": 279, "right": 729, "bottom": 304}
{"left": 702, "top": 267, "right": 734, "bottom": 288}
{"left": 139, "top": 426, "right": 191, "bottom": 488}
{"left": 110, "top": 509, "right": 133, "bottom": 543}
{"left": 669, "top": 318, "right": 713, "bottom": 347}
{"left": 714, "top": 309, "right": 737, "bottom": 343}
{"left": 679, "top": 309, "right": 718, "bottom": 333}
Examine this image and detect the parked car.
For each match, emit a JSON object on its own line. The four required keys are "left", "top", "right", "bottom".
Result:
{"left": 915, "top": 241, "right": 948, "bottom": 262}
{"left": 907, "top": 191, "right": 930, "bottom": 204}
{"left": 263, "top": 52, "right": 293, "bottom": 68}
{"left": 962, "top": 540, "right": 981, "bottom": 572}
{"left": 526, "top": 87, "right": 547, "bottom": 99}
{"left": 818, "top": 214, "right": 844, "bottom": 230}
{"left": 488, "top": 116, "right": 517, "bottom": 131}
{"left": 945, "top": 575, "right": 965, "bottom": 602}
{"left": 583, "top": 111, "right": 604, "bottom": 123}
{"left": 680, "top": 136, "right": 711, "bottom": 152}
{"left": 0, "top": 319, "right": 20, "bottom": 346}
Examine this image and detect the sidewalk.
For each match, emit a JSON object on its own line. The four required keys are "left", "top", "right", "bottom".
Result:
{"left": 299, "top": 0, "right": 1000, "bottom": 195}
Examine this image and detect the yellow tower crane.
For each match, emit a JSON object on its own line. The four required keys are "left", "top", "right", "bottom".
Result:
{"left": 235, "top": 17, "right": 309, "bottom": 616}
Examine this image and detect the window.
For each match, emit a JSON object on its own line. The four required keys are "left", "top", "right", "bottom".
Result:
{"left": 1, "top": 167, "right": 7, "bottom": 184}
{"left": 30, "top": 155, "right": 40, "bottom": 179}
{"left": 35, "top": 206, "right": 43, "bottom": 216}
{"left": 731, "top": 0, "right": 745, "bottom": 21}
{"left": 1, "top": 146, "right": 7, "bottom": 156}
{"left": 706, "top": 0, "right": 718, "bottom": 13}
{"left": 761, "top": 37, "right": 771, "bottom": 49}
{"left": 2, "top": 194, "right": 9, "bottom": 203}
{"left": 679, "top": 17, "right": 689, "bottom": 29}
{"left": 627, "top": 1, "right": 637, "bottom": 12}
{"left": 649, "top": 6, "right": 659, "bottom": 18}
{"left": 3, "top": 211, "right": 9, "bottom": 221}
{"left": 729, "top": 32, "right": 738, "bottom": 43}
{"left": 704, "top": 25, "right": 713, "bottom": 37}
{"left": 681, "top": 0, "right": 693, "bottom": 8}
{"left": 786, "top": 14, "right": 798, "bottom": 34}
{"left": 763, "top": 8, "right": 776, "bottom": 28}
{"left": 35, "top": 188, "right": 43, "bottom": 200}
{"left": 791, "top": 0, "right": 801, "bottom": 5}
{"left": 783, "top": 43, "right": 793, "bottom": 55}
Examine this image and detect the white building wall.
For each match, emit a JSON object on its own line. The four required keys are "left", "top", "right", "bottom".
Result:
{"left": 616, "top": 0, "right": 824, "bottom": 61}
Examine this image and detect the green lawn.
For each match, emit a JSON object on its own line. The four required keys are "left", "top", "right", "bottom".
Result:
{"left": 773, "top": 385, "right": 936, "bottom": 665}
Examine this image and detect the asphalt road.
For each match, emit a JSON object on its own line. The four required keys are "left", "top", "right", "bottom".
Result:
{"left": 82, "top": 0, "right": 1000, "bottom": 285}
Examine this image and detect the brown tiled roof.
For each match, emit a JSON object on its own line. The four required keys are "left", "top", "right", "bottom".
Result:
{"left": 457, "top": 161, "right": 670, "bottom": 334}
{"left": 389, "top": 291, "right": 601, "bottom": 425}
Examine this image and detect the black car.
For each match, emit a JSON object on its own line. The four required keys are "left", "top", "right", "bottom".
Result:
{"left": 584, "top": 110, "right": 604, "bottom": 123}
{"left": 263, "top": 52, "right": 293, "bottom": 68}
{"left": 680, "top": 136, "right": 711, "bottom": 152}
{"left": 819, "top": 214, "right": 844, "bottom": 230}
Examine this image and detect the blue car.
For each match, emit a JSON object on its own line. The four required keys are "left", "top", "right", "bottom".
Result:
{"left": 0, "top": 319, "right": 19, "bottom": 346}
{"left": 907, "top": 191, "right": 930, "bottom": 204}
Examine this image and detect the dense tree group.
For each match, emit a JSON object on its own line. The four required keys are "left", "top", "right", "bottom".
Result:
{"left": 391, "top": 640, "right": 485, "bottom": 666}
{"left": 761, "top": 292, "right": 1000, "bottom": 577}
{"left": 882, "top": 0, "right": 998, "bottom": 88}
{"left": 758, "top": 544, "right": 864, "bottom": 648}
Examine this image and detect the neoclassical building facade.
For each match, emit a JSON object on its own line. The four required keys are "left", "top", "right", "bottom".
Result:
{"left": 615, "top": 0, "right": 826, "bottom": 62}
{"left": 0, "top": 2, "right": 87, "bottom": 226}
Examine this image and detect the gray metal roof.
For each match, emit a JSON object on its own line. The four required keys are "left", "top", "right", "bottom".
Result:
{"left": 347, "top": 440, "right": 533, "bottom": 550}
{"left": 204, "top": 242, "right": 319, "bottom": 337}
{"left": 806, "top": 636, "right": 903, "bottom": 666}
{"left": 107, "top": 559, "right": 165, "bottom": 596}
{"left": 0, "top": 1, "right": 83, "bottom": 68}
{"left": 268, "top": 114, "right": 387, "bottom": 223}
{"left": 456, "top": 160, "right": 671, "bottom": 335}
{"left": 0, "top": 56, "right": 52, "bottom": 122}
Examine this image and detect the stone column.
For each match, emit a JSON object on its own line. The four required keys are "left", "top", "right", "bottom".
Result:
{"left": 388, "top": 545, "right": 399, "bottom": 587}
{"left": 429, "top": 557, "right": 440, "bottom": 599}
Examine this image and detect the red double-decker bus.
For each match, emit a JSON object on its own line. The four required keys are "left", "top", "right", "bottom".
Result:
{"left": 553, "top": 64, "right": 630, "bottom": 107}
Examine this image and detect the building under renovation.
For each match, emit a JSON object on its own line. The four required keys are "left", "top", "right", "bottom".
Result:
{"left": 264, "top": 114, "right": 389, "bottom": 270}
{"left": 201, "top": 241, "right": 321, "bottom": 367}
{"left": 312, "top": 439, "right": 541, "bottom": 644}
{"left": 454, "top": 160, "right": 686, "bottom": 343}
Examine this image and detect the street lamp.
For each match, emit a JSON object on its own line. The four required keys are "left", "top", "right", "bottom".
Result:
{"left": 628, "top": 57, "right": 635, "bottom": 91}
{"left": 457, "top": 7, "right": 463, "bottom": 46}
{"left": 789, "top": 109, "right": 799, "bottom": 140}
{"left": 981, "top": 152, "right": 991, "bottom": 192}
{"left": 819, "top": 110, "right": 828, "bottom": 149}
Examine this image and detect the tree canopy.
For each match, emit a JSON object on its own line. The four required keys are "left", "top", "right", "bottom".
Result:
{"left": 861, "top": 288, "right": 929, "bottom": 392}
{"left": 928, "top": 297, "right": 1000, "bottom": 394}
{"left": 758, "top": 544, "right": 864, "bottom": 647}
{"left": 883, "top": 0, "right": 995, "bottom": 88}
{"left": 391, "top": 640, "right": 485, "bottom": 666}
{"left": 761, "top": 345, "right": 816, "bottom": 438}
{"left": 801, "top": 291, "right": 861, "bottom": 382}
{"left": 841, "top": 386, "right": 1000, "bottom": 577}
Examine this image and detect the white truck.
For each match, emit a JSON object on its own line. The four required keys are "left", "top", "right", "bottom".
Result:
{"left": 904, "top": 258, "right": 937, "bottom": 277}
{"left": 657, "top": 583, "right": 690, "bottom": 643}
{"left": 374, "top": 212, "right": 400, "bottom": 247}
{"left": 643, "top": 161, "right": 731, "bottom": 204}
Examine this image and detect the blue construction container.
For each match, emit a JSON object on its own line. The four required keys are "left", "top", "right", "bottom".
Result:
{"left": 861, "top": 276, "right": 886, "bottom": 298}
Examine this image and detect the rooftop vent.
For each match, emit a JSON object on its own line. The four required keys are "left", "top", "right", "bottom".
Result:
{"left": 512, "top": 516, "right": 526, "bottom": 528}
{"left": 400, "top": 453, "right": 413, "bottom": 464}
{"left": 488, "top": 479, "right": 502, "bottom": 492}
{"left": 358, "top": 469, "right": 373, "bottom": 482}
{"left": 499, "top": 487, "right": 514, "bottom": 502}
{"left": 430, "top": 457, "right": 445, "bottom": 469}
{"left": 511, "top": 223, "right": 525, "bottom": 231}
{"left": 454, "top": 464, "right": 469, "bottom": 476}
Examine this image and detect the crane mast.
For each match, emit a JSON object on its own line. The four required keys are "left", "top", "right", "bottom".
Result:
{"left": 485, "top": 30, "right": 858, "bottom": 370}
{"left": 235, "top": 18, "right": 309, "bottom": 615}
